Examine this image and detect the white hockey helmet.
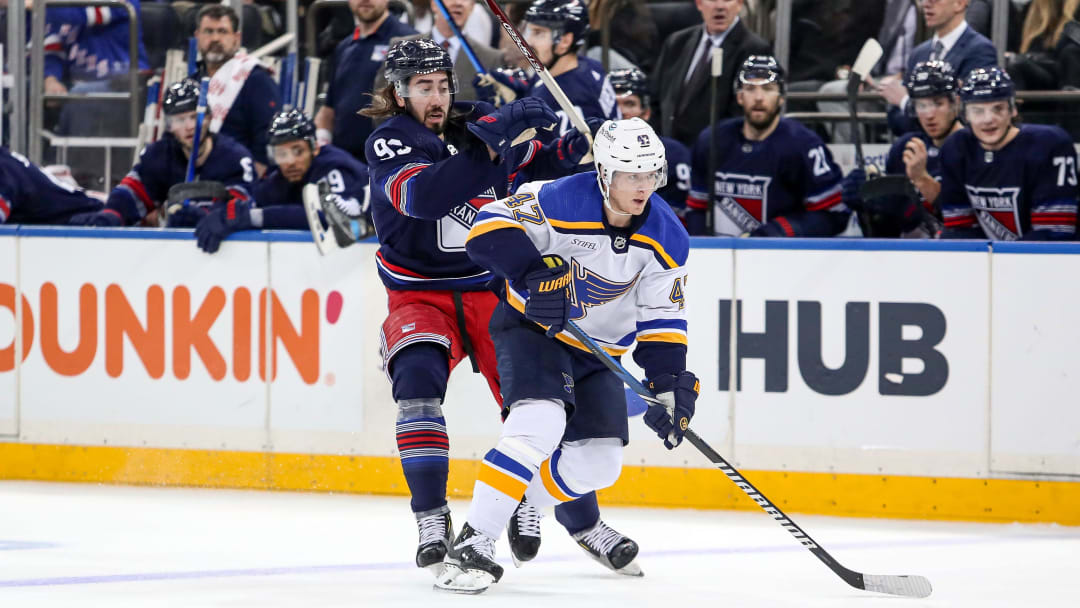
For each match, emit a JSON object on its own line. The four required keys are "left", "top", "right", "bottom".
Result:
{"left": 592, "top": 118, "right": 667, "bottom": 212}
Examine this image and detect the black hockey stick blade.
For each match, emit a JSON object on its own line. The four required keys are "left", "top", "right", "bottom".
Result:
{"left": 167, "top": 181, "right": 227, "bottom": 205}
{"left": 561, "top": 319, "right": 933, "bottom": 599}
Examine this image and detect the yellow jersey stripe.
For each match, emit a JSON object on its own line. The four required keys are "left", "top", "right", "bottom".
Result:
{"left": 549, "top": 218, "right": 605, "bottom": 230}
{"left": 636, "top": 332, "right": 689, "bottom": 345}
{"left": 477, "top": 461, "right": 529, "bottom": 500}
{"left": 467, "top": 219, "right": 525, "bottom": 241}
{"left": 630, "top": 233, "right": 678, "bottom": 269}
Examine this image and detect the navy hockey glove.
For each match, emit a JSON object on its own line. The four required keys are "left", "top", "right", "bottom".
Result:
{"left": 165, "top": 203, "right": 211, "bottom": 228}
{"left": 194, "top": 197, "right": 253, "bottom": 253}
{"left": 749, "top": 219, "right": 791, "bottom": 237}
{"left": 554, "top": 117, "right": 604, "bottom": 168}
{"left": 487, "top": 68, "right": 531, "bottom": 98}
{"left": 841, "top": 167, "right": 867, "bottom": 212}
{"left": 467, "top": 97, "right": 558, "bottom": 159}
{"left": 524, "top": 254, "right": 572, "bottom": 338}
{"left": 644, "top": 371, "right": 700, "bottom": 449}
{"left": 68, "top": 209, "right": 123, "bottom": 227}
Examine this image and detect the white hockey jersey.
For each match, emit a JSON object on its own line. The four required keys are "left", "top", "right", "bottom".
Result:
{"left": 467, "top": 172, "right": 690, "bottom": 357}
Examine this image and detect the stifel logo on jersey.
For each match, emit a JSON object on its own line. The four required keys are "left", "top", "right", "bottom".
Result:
{"left": 714, "top": 172, "right": 772, "bottom": 233}
{"left": 0, "top": 282, "right": 331, "bottom": 385}
{"left": 964, "top": 185, "right": 1022, "bottom": 240}
{"left": 567, "top": 258, "right": 639, "bottom": 321}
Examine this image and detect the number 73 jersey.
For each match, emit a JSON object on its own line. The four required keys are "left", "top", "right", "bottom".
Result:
{"left": 468, "top": 172, "right": 690, "bottom": 357}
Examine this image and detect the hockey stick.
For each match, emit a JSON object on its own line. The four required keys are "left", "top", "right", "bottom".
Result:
{"left": 561, "top": 318, "right": 933, "bottom": 599}
{"left": 303, "top": 182, "right": 373, "bottom": 256}
{"left": 187, "top": 37, "right": 198, "bottom": 77}
{"left": 433, "top": 0, "right": 486, "bottom": 75}
{"left": 705, "top": 47, "right": 722, "bottom": 235}
{"left": 846, "top": 38, "right": 883, "bottom": 237}
{"left": 181, "top": 77, "right": 212, "bottom": 208}
{"left": 479, "top": 0, "right": 591, "bottom": 140}
{"left": 300, "top": 57, "right": 322, "bottom": 117}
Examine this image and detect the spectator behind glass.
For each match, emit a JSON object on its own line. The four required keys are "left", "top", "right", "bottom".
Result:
{"left": 585, "top": 0, "right": 660, "bottom": 72}
{"left": 650, "top": 0, "right": 771, "bottom": 148}
{"left": 194, "top": 4, "right": 281, "bottom": 176}
{"left": 879, "top": 0, "right": 998, "bottom": 136}
{"left": 1006, "top": 0, "right": 1080, "bottom": 90}
{"left": 314, "top": 0, "right": 418, "bottom": 161}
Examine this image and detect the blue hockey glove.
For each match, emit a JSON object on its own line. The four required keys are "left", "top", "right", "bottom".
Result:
{"left": 165, "top": 203, "right": 211, "bottom": 228}
{"left": 524, "top": 254, "right": 572, "bottom": 338}
{"left": 194, "top": 196, "right": 253, "bottom": 253}
{"left": 749, "top": 220, "right": 790, "bottom": 237}
{"left": 467, "top": 97, "right": 558, "bottom": 159}
{"left": 841, "top": 167, "right": 867, "bottom": 212}
{"left": 68, "top": 208, "right": 123, "bottom": 227}
{"left": 644, "top": 371, "right": 700, "bottom": 449}
{"left": 555, "top": 117, "right": 604, "bottom": 168}
{"left": 487, "top": 68, "right": 531, "bottom": 98}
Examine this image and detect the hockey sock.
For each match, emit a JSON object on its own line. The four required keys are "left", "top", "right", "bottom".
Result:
{"left": 467, "top": 398, "right": 565, "bottom": 539}
{"left": 554, "top": 491, "right": 601, "bottom": 536}
{"left": 396, "top": 398, "right": 449, "bottom": 514}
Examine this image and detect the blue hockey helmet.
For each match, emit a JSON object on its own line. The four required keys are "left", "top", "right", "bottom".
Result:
{"left": 162, "top": 78, "right": 201, "bottom": 115}
{"left": 959, "top": 66, "right": 1015, "bottom": 104}
{"left": 735, "top": 55, "right": 786, "bottom": 94}
{"left": 268, "top": 107, "right": 316, "bottom": 147}
{"left": 610, "top": 68, "right": 651, "bottom": 106}
{"left": 905, "top": 60, "right": 959, "bottom": 99}
{"left": 383, "top": 38, "right": 458, "bottom": 97}
{"left": 524, "top": 0, "right": 590, "bottom": 50}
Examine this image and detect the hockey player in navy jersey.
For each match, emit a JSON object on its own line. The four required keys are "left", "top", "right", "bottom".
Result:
{"left": 937, "top": 66, "right": 1078, "bottom": 240}
{"left": 609, "top": 68, "right": 691, "bottom": 217}
{"left": 360, "top": 38, "right": 640, "bottom": 580}
{"left": 436, "top": 117, "right": 698, "bottom": 594}
{"left": 69, "top": 79, "right": 256, "bottom": 228}
{"left": 477, "top": 0, "right": 619, "bottom": 134}
{"left": 0, "top": 148, "right": 103, "bottom": 225}
{"left": 845, "top": 61, "right": 962, "bottom": 238}
{"left": 687, "top": 55, "right": 849, "bottom": 237}
{"left": 192, "top": 108, "right": 371, "bottom": 253}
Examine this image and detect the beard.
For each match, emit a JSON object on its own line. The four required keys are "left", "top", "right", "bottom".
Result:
{"left": 354, "top": 5, "right": 386, "bottom": 24}
{"left": 203, "top": 44, "right": 234, "bottom": 65}
{"left": 745, "top": 104, "right": 781, "bottom": 131}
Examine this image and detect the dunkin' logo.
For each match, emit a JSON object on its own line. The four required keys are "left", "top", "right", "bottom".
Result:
{"left": 0, "top": 283, "right": 344, "bottom": 385}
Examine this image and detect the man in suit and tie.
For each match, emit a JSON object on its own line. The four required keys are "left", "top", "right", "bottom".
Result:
{"left": 649, "top": 0, "right": 771, "bottom": 148}
{"left": 877, "top": 0, "right": 998, "bottom": 135}
{"left": 376, "top": 0, "right": 504, "bottom": 102}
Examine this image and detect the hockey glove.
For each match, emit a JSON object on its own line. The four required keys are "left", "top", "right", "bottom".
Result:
{"left": 524, "top": 254, "right": 572, "bottom": 338}
{"left": 644, "top": 371, "right": 700, "bottom": 449}
{"left": 68, "top": 208, "right": 123, "bottom": 227}
{"left": 841, "top": 167, "right": 867, "bottom": 213}
{"left": 472, "top": 73, "right": 518, "bottom": 108}
{"left": 487, "top": 68, "right": 531, "bottom": 98}
{"left": 554, "top": 117, "right": 604, "bottom": 168}
{"left": 194, "top": 196, "right": 254, "bottom": 253}
{"left": 467, "top": 97, "right": 558, "bottom": 160}
{"left": 165, "top": 203, "right": 211, "bottom": 228}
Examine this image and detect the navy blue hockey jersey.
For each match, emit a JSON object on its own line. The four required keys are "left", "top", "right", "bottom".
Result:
{"left": 0, "top": 148, "right": 102, "bottom": 224}
{"left": 939, "top": 124, "right": 1079, "bottom": 240}
{"left": 658, "top": 135, "right": 691, "bottom": 217}
{"left": 529, "top": 57, "right": 620, "bottom": 135}
{"left": 104, "top": 133, "right": 255, "bottom": 225}
{"left": 366, "top": 101, "right": 575, "bottom": 291}
{"left": 253, "top": 144, "right": 369, "bottom": 229}
{"left": 687, "top": 118, "right": 848, "bottom": 236}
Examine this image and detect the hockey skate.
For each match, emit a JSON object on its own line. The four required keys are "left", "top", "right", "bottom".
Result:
{"left": 434, "top": 524, "right": 503, "bottom": 594}
{"left": 573, "top": 520, "right": 644, "bottom": 577}
{"left": 414, "top": 506, "right": 453, "bottom": 576}
{"left": 507, "top": 499, "right": 542, "bottom": 567}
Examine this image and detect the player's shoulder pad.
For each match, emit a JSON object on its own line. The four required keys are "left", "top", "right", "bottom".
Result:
{"left": 1019, "top": 123, "right": 1074, "bottom": 150}
{"left": 532, "top": 172, "right": 604, "bottom": 223}
{"left": 319, "top": 144, "right": 368, "bottom": 169}
{"left": 366, "top": 115, "right": 439, "bottom": 160}
{"left": 777, "top": 116, "right": 827, "bottom": 149}
{"left": 637, "top": 194, "right": 689, "bottom": 269}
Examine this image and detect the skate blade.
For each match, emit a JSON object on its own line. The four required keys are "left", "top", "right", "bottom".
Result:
{"left": 423, "top": 562, "right": 448, "bottom": 579}
{"left": 614, "top": 560, "right": 644, "bottom": 577}
{"left": 433, "top": 564, "right": 495, "bottom": 594}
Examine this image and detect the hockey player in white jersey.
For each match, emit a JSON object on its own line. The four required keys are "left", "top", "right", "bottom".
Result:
{"left": 437, "top": 118, "right": 700, "bottom": 594}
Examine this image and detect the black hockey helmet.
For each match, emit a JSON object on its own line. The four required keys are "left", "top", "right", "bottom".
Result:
{"left": 905, "top": 60, "right": 959, "bottom": 99}
{"left": 162, "top": 78, "right": 201, "bottom": 115}
{"left": 383, "top": 38, "right": 458, "bottom": 96}
{"left": 610, "top": 68, "right": 651, "bottom": 106}
{"left": 524, "top": 0, "right": 589, "bottom": 50}
{"left": 735, "top": 55, "right": 786, "bottom": 94}
{"left": 959, "top": 66, "right": 1015, "bottom": 104}
{"left": 268, "top": 107, "right": 316, "bottom": 147}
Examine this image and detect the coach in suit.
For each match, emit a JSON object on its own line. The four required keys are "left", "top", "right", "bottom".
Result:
{"left": 879, "top": 0, "right": 998, "bottom": 135}
{"left": 650, "top": 0, "right": 770, "bottom": 148}
{"left": 375, "top": 0, "right": 503, "bottom": 102}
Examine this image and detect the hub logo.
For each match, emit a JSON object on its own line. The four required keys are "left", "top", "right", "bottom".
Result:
{"left": 718, "top": 299, "right": 949, "bottom": 397}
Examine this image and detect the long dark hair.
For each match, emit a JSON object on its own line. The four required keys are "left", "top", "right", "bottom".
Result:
{"left": 359, "top": 84, "right": 405, "bottom": 120}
